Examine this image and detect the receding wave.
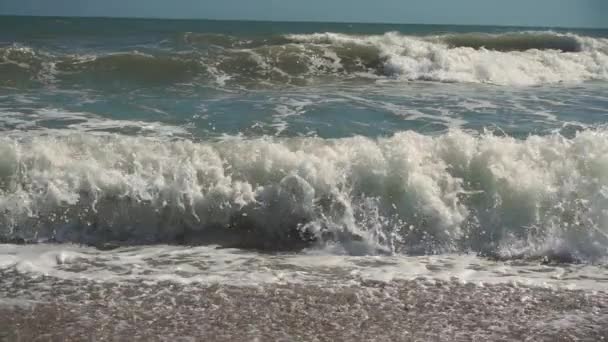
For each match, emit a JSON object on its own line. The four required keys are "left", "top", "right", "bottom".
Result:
{"left": 2, "top": 31, "right": 608, "bottom": 87}
{"left": 1, "top": 129, "right": 607, "bottom": 260}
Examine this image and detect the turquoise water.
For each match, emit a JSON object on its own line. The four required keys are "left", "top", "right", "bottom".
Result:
{"left": 1, "top": 16, "right": 608, "bottom": 259}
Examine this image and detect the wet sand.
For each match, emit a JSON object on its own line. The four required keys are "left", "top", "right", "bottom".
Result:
{"left": 1, "top": 273, "right": 607, "bottom": 341}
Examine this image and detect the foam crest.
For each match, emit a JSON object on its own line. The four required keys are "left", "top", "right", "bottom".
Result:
{"left": 0, "top": 130, "right": 607, "bottom": 259}
{"left": 285, "top": 32, "right": 608, "bottom": 85}
{"left": 0, "top": 44, "right": 53, "bottom": 86}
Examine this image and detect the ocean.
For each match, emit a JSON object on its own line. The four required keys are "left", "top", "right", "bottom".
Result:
{"left": 1, "top": 16, "right": 608, "bottom": 340}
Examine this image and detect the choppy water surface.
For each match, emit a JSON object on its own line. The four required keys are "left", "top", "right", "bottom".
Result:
{"left": 1, "top": 16, "right": 608, "bottom": 340}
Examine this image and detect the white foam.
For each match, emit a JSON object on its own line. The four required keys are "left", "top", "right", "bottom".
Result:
{"left": 286, "top": 32, "right": 608, "bottom": 86}
{"left": 1, "top": 129, "right": 607, "bottom": 259}
{"left": 0, "top": 107, "right": 190, "bottom": 138}
{"left": 456, "top": 99, "right": 499, "bottom": 112}
{"left": 1, "top": 244, "right": 606, "bottom": 290}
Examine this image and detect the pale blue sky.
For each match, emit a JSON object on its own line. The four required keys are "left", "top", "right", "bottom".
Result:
{"left": 1, "top": 0, "right": 606, "bottom": 28}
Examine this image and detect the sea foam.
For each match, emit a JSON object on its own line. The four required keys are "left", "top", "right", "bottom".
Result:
{"left": 1, "top": 129, "right": 607, "bottom": 259}
{"left": 286, "top": 31, "right": 608, "bottom": 85}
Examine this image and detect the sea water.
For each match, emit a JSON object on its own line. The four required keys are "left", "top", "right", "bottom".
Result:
{"left": 1, "top": 16, "right": 608, "bottom": 340}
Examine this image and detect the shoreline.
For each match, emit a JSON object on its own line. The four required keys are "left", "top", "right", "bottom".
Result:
{"left": 1, "top": 275, "right": 606, "bottom": 341}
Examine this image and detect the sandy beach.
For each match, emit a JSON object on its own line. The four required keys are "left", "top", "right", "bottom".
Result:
{"left": 1, "top": 272, "right": 607, "bottom": 341}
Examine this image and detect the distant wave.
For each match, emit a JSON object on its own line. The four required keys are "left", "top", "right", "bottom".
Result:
{"left": 437, "top": 32, "right": 583, "bottom": 52}
{"left": 2, "top": 31, "right": 607, "bottom": 87}
{"left": 285, "top": 31, "right": 608, "bottom": 85}
{"left": 1, "top": 129, "right": 607, "bottom": 260}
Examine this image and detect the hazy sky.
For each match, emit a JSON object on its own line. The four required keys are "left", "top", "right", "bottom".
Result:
{"left": 1, "top": 0, "right": 606, "bottom": 28}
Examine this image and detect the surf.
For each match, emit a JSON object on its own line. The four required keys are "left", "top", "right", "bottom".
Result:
{"left": 1, "top": 129, "right": 607, "bottom": 260}
{"left": 3, "top": 31, "right": 608, "bottom": 87}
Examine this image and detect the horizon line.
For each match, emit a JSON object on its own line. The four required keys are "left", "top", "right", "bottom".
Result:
{"left": 1, "top": 13, "right": 606, "bottom": 30}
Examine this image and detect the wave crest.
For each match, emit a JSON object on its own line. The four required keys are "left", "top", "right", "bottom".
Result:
{"left": 2, "top": 31, "right": 608, "bottom": 87}
{"left": 438, "top": 32, "right": 583, "bottom": 52}
{"left": 1, "top": 130, "right": 607, "bottom": 259}
{"left": 286, "top": 31, "right": 608, "bottom": 85}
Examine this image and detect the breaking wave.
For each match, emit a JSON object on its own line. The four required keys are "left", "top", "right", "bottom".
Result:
{"left": 285, "top": 31, "right": 608, "bottom": 85}
{"left": 435, "top": 32, "right": 584, "bottom": 52}
{"left": 1, "top": 129, "right": 607, "bottom": 260}
{"left": 1, "top": 31, "right": 608, "bottom": 87}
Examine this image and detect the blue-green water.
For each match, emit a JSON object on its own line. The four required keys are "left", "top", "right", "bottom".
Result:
{"left": 1, "top": 16, "right": 607, "bottom": 138}
{"left": 3, "top": 17, "right": 608, "bottom": 341}
{"left": 1, "top": 16, "right": 608, "bottom": 259}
